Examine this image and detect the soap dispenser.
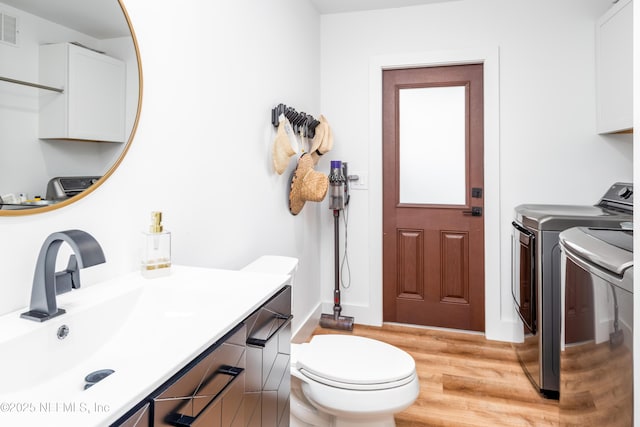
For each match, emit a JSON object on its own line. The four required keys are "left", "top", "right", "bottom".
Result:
{"left": 141, "top": 211, "right": 171, "bottom": 278}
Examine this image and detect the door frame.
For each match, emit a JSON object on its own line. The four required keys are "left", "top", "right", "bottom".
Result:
{"left": 367, "top": 47, "right": 513, "bottom": 341}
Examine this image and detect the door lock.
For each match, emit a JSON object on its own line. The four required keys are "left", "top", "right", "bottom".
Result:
{"left": 463, "top": 207, "right": 482, "bottom": 217}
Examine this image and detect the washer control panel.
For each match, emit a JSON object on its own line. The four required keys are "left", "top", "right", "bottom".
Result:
{"left": 599, "top": 182, "right": 633, "bottom": 211}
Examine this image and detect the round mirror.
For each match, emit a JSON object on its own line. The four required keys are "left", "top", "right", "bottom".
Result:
{"left": 0, "top": 0, "right": 141, "bottom": 215}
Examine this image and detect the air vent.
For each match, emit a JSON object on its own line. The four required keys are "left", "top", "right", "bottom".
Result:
{"left": 0, "top": 12, "right": 18, "bottom": 46}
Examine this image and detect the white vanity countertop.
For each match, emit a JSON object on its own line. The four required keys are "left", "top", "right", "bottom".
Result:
{"left": 0, "top": 265, "right": 291, "bottom": 426}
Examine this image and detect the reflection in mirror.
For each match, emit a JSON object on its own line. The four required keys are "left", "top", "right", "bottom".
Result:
{"left": 0, "top": 0, "right": 140, "bottom": 214}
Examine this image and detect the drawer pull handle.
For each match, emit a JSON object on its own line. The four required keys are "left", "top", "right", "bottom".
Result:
{"left": 164, "top": 365, "right": 244, "bottom": 427}
{"left": 246, "top": 314, "right": 293, "bottom": 348}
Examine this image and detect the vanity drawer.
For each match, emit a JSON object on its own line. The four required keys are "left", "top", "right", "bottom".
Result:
{"left": 153, "top": 324, "right": 246, "bottom": 427}
{"left": 113, "top": 402, "right": 151, "bottom": 427}
{"left": 244, "top": 285, "right": 291, "bottom": 427}
{"left": 245, "top": 286, "right": 291, "bottom": 353}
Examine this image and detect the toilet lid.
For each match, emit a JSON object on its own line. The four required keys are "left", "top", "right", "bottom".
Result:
{"left": 296, "top": 335, "right": 416, "bottom": 390}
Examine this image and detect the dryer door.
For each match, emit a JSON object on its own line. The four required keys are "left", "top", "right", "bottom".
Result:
{"left": 512, "top": 221, "right": 536, "bottom": 333}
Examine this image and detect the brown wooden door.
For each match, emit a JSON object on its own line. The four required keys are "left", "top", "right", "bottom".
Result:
{"left": 382, "top": 64, "right": 485, "bottom": 332}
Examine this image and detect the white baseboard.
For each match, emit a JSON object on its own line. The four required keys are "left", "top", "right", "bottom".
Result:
{"left": 292, "top": 303, "right": 322, "bottom": 343}
{"left": 485, "top": 319, "right": 522, "bottom": 343}
{"left": 317, "top": 302, "right": 523, "bottom": 343}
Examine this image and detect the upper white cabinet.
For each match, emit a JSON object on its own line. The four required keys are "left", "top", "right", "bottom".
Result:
{"left": 39, "top": 43, "right": 126, "bottom": 142}
{"left": 595, "top": 0, "right": 633, "bottom": 134}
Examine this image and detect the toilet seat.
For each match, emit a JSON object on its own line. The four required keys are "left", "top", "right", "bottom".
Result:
{"left": 295, "top": 335, "right": 416, "bottom": 390}
{"left": 299, "top": 367, "right": 417, "bottom": 391}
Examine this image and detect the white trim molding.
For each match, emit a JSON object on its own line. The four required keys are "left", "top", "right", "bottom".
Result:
{"left": 366, "top": 47, "right": 520, "bottom": 342}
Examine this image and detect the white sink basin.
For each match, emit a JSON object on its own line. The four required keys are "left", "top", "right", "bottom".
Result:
{"left": 0, "top": 265, "right": 290, "bottom": 426}
{"left": 0, "top": 283, "right": 142, "bottom": 395}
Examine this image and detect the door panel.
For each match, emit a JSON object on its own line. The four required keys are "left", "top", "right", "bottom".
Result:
{"left": 397, "top": 229, "right": 424, "bottom": 299}
{"left": 382, "top": 64, "right": 485, "bottom": 332}
{"left": 441, "top": 231, "right": 469, "bottom": 304}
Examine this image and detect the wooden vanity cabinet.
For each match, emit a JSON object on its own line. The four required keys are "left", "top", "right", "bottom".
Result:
{"left": 243, "top": 286, "right": 292, "bottom": 427}
{"left": 39, "top": 42, "right": 126, "bottom": 142}
{"left": 111, "top": 285, "right": 292, "bottom": 427}
{"left": 152, "top": 324, "right": 247, "bottom": 427}
{"left": 113, "top": 402, "right": 151, "bottom": 427}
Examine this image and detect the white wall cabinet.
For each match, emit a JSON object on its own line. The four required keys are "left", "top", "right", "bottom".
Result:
{"left": 39, "top": 43, "right": 126, "bottom": 142}
{"left": 595, "top": 0, "right": 633, "bottom": 134}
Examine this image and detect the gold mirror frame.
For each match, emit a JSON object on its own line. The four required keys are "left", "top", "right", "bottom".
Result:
{"left": 1, "top": 0, "right": 143, "bottom": 217}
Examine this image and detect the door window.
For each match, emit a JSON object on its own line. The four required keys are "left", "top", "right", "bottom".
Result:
{"left": 398, "top": 85, "right": 466, "bottom": 205}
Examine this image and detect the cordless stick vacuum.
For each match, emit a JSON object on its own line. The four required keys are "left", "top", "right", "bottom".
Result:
{"left": 320, "top": 160, "right": 354, "bottom": 331}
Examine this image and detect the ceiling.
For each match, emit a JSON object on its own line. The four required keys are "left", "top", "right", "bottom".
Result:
{"left": 1, "top": 0, "right": 131, "bottom": 40}
{"left": 309, "top": 0, "right": 459, "bottom": 14}
{"left": 0, "top": 0, "right": 457, "bottom": 40}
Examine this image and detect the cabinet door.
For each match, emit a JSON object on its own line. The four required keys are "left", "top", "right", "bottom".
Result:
{"left": 153, "top": 325, "right": 246, "bottom": 427}
{"left": 39, "top": 43, "right": 126, "bottom": 142}
{"left": 68, "top": 44, "right": 126, "bottom": 142}
{"left": 111, "top": 402, "right": 151, "bottom": 427}
{"left": 244, "top": 286, "right": 292, "bottom": 427}
{"left": 596, "top": 0, "right": 633, "bottom": 133}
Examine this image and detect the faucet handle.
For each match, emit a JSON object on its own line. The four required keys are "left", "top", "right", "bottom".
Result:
{"left": 55, "top": 255, "right": 80, "bottom": 294}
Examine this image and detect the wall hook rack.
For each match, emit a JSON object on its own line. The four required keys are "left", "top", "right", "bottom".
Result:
{"left": 271, "top": 103, "right": 320, "bottom": 139}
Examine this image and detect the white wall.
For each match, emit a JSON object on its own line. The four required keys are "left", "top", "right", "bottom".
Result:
{"left": 0, "top": 0, "right": 323, "bottom": 339}
{"left": 318, "top": 0, "right": 633, "bottom": 341}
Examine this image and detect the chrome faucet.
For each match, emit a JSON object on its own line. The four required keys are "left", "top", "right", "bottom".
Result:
{"left": 21, "top": 230, "right": 105, "bottom": 322}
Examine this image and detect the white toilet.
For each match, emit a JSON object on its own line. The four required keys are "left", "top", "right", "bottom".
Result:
{"left": 290, "top": 335, "right": 419, "bottom": 427}
{"left": 242, "top": 256, "right": 420, "bottom": 427}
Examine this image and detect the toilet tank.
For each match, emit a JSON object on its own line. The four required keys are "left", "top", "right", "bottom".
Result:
{"left": 241, "top": 256, "right": 299, "bottom": 286}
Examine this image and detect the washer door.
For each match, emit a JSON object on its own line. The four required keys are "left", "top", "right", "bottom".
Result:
{"left": 559, "top": 228, "right": 633, "bottom": 425}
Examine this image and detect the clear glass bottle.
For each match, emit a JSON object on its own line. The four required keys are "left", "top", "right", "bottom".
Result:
{"left": 141, "top": 211, "right": 171, "bottom": 278}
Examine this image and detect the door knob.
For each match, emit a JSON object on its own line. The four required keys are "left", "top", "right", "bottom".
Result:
{"left": 462, "top": 207, "right": 482, "bottom": 216}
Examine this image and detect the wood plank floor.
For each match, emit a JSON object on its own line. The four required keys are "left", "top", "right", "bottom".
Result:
{"left": 311, "top": 323, "right": 561, "bottom": 427}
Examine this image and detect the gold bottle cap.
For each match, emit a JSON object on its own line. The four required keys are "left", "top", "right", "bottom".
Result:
{"left": 149, "top": 211, "right": 163, "bottom": 233}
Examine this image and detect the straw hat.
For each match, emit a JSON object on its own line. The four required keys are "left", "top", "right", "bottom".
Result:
{"left": 310, "top": 115, "right": 334, "bottom": 165}
{"left": 310, "top": 119, "right": 325, "bottom": 154}
{"left": 273, "top": 116, "right": 296, "bottom": 174}
{"left": 289, "top": 153, "right": 328, "bottom": 215}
